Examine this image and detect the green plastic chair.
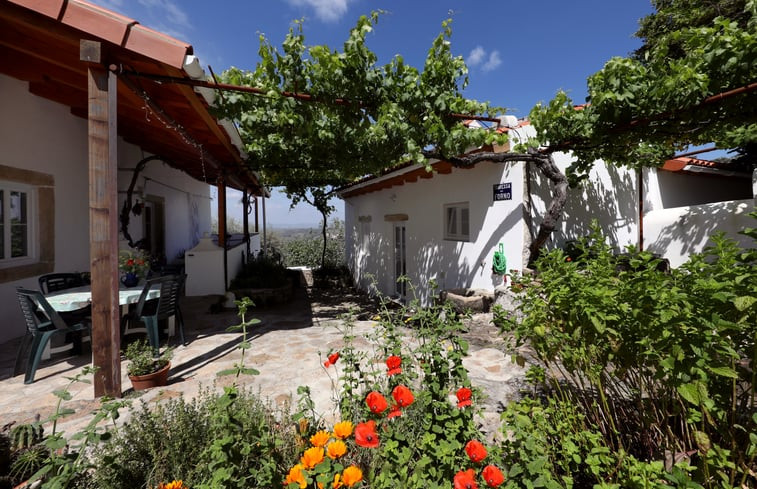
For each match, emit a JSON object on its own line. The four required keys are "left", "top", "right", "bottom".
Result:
{"left": 14, "top": 288, "right": 91, "bottom": 384}
{"left": 123, "top": 275, "right": 183, "bottom": 356}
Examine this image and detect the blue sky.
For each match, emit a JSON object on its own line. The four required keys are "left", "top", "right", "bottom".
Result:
{"left": 91, "top": 0, "right": 654, "bottom": 228}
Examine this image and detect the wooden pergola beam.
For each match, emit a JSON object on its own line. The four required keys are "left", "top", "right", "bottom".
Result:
{"left": 81, "top": 39, "right": 121, "bottom": 397}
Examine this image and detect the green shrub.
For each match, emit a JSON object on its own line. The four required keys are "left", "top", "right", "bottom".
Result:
{"left": 495, "top": 217, "right": 757, "bottom": 488}
{"left": 281, "top": 220, "right": 345, "bottom": 269}
{"left": 91, "top": 387, "right": 301, "bottom": 489}
{"left": 231, "top": 252, "right": 289, "bottom": 289}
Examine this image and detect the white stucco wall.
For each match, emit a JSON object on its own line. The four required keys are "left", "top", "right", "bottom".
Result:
{"left": 343, "top": 160, "right": 526, "bottom": 303}
{"left": 645, "top": 168, "right": 753, "bottom": 210}
{"left": 644, "top": 199, "right": 755, "bottom": 267}
{"left": 530, "top": 152, "right": 642, "bottom": 253}
{"left": 0, "top": 74, "right": 212, "bottom": 343}
{"left": 116, "top": 145, "right": 212, "bottom": 263}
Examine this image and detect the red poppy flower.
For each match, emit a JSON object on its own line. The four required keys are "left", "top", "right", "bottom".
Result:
{"left": 386, "top": 355, "right": 402, "bottom": 376}
{"left": 324, "top": 352, "right": 340, "bottom": 367}
{"left": 392, "top": 385, "right": 414, "bottom": 408}
{"left": 465, "top": 440, "right": 488, "bottom": 463}
{"left": 482, "top": 465, "right": 505, "bottom": 487}
{"left": 456, "top": 387, "right": 472, "bottom": 408}
{"left": 365, "top": 391, "right": 388, "bottom": 414}
{"left": 354, "top": 420, "right": 379, "bottom": 448}
{"left": 387, "top": 403, "right": 402, "bottom": 419}
{"left": 453, "top": 469, "right": 478, "bottom": 489}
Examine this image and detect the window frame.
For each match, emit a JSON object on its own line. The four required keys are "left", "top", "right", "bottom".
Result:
{"left": 0, "top": 164, "right": 54, "bottom": 283}
{"left": 443, "top": 202, "right": 470, "bottom": 242}
{"left": 0, "top": 181, "right": 37, "bottom": 267}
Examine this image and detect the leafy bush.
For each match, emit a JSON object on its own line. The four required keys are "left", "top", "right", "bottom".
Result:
{"left": 231, "top": 251, "right": 289, "bottom": 289}
{"left": 495, "top": 217, "right": 757, "bottom": 488}
{"left": 281, "top": 219, "right": 345, "bottom": 269}
{"left": 91, "top": 387, "right": 301, "bottom": 489}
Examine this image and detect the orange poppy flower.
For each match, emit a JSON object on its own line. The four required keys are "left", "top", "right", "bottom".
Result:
{"left": 482, "top": 464, "right": 505, "bottom": 487}
{"left": 392, "top": 385, "right": 414, "bottom": 407}
{"left": 354, "top": 420, "right": 379, "bottom": 448}
{"left": 332, "top": 420, "right": 353, "bottom": 439}
{"left": 310, "top": 430, "right": 331, "bottom": 447}
{"left": 284, "top": 464, "right": 307, "bottom": 489}
{"left": 386, "top": 355, "right": 402, "bottom": 376}
{"left": 341, "top": 466, "right": 363, "bottom": 487}
{"left": 156, "top": 481, "right": 187, "bottom": 489}
{"left": 465, "top": 440, "right": 488, "bottom": 463}
{"left": 327, "top": 440, "right": 347, "bottom": 459}
{"left": 453, "top": 468, "right": 478, "bottom": 489}
{"left": 301, "top": 446, "right": 325, "bottom": 469}
{"left": 365, "top": 391, "right": 388, "bottom": 414}
{"left": 332, "top": 474, "right": 343, "bottom": 489}
{"left": 456, "top": 387, "right": 472, "bottom": 408}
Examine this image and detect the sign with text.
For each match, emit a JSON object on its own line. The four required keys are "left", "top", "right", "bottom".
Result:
{"left": 493, "top": 182, "right": 512, "bottom": 201}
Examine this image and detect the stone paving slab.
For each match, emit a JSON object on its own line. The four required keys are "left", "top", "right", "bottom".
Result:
{"left": 0, "top": 288, "right": 526, "bottom": 440}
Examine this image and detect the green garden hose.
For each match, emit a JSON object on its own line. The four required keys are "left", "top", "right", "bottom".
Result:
{"left": 492, "top": 243, "right": 507, "bottom": 275}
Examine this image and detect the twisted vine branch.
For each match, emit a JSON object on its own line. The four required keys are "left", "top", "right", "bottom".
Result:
{"left": 423, "top": 148, "right": 568, "bottom": 265}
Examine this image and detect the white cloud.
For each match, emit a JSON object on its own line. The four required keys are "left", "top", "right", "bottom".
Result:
{"left": 286, "top": 0, "right": 355, "bottom": 22}
{"left": 482, "top": 50, "right": 502, "bottom": 72}
{"left": 466, "top": 46, "right": 486, "bottom": 67}
{"left": 138, "top": 0, "right": 192, "bottom": 29}
{"left": 466, "top": 45, "right": 502, "bottom": 73}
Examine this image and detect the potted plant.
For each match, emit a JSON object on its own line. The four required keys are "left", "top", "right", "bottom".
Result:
{"left": 124, "top": 340, "right": 172, "bottom": 390}
{"left": 118, "top": 250, "right": 150, "bottom": 288}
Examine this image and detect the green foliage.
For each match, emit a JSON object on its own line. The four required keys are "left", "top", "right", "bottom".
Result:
{"left": 318, "top": 284, "right": 487, "bottom": 488}
{"left": 217, "top": 13, "right": 495, "bottom": 204}
{"left": 495, "top": 216, "right": 757, "bottom": 488}
{"left": 123, "top": 339, "right": 172, "bottom": 377}
{"left": 91, "top": 387, "right": 301, "bottom": 489}
{"left": 281, "top": 219, "right": 345, "bottom": 268}
{"left": 499, "top": 398, "right": 700, "bottom": 489}
{"left": 217, "top": 296, "right": 261, "bottom": 378}
{"left": 530, "top": 0, "right": 757, "bottom": 180}
{"left": 231, "top": 251, "right": 289, "bottom": 289}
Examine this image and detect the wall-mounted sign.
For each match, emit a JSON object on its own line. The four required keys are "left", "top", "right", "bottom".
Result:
{"left": 493, "top": 182, "right": 512, "bottom": 201}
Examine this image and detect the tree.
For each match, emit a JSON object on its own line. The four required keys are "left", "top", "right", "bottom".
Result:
{"left": 433, "top": 0, "right": 756, "bottom": 262}
{"left": 216, "top": 14, "right": 496, "bottom": 265}
{"left": 218, "top": 3, "right": 756, "bottom": 265}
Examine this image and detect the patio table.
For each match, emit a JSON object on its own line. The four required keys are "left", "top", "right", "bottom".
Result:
{"left": 44, "top": 283, "right": 160, "bottom": 312}
{"left": 42, "top": 283, "right": 167, "bottom": 359}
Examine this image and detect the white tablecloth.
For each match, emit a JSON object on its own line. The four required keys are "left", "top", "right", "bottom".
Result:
{"left": 45, "top": 284, "right": 160, "bottom": 312}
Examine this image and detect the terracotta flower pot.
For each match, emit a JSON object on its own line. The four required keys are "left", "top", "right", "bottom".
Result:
{"left": 128, "top": 362, "right": 171, "bottom": 390}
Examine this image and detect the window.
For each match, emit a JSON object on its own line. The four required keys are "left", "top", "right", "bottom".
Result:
{"left": 0, "top": 182, "right": 34, "bottom": 265}
{"left": 0, "top": 165, "right": 54, "bottom": 283}
{"left": 444, "top": 202, "right": 470, "bottom": 241}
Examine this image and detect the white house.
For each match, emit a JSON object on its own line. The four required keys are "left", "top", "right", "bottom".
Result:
{"left": 338, "top": 117, "right": 755, "bottom": 304}
{"left": 0, "top": 0, "right": 266, "bottom": 350}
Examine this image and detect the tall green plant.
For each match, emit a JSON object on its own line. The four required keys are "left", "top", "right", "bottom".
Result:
{"left": 495, "top": 217, "right": 757, "bottom": 487}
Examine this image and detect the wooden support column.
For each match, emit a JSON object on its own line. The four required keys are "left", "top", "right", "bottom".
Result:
{"left": 254, "top": 197, "right": 259, "bottom": 233}
{"left": 81, "top": 40, "right": 121, "bottom": 397}
{"left": 242, "top": 189, "right": 250, "bottom": 257}
{"left": 217, "top": 179, "right": 227, "bottom": 288}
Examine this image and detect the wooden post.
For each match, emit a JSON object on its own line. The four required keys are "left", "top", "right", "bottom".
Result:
{"left": 254, "top": 196, "right": 259, "bottom": 233}
{"left": 242, "top": 189, "right": 250, "bottom": 257}
{"left": 217, "top": 179, "right": 227, "bottom": 288}
{"left": 81, "top": 40, "right": 121, "bottom": 397}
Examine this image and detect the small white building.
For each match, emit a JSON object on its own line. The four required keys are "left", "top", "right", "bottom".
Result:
{"left": 338, "top": 119, "right": 755, "bottom": 303}
{"left": 0, "top": 0, "right": 266, "bottom": 347}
